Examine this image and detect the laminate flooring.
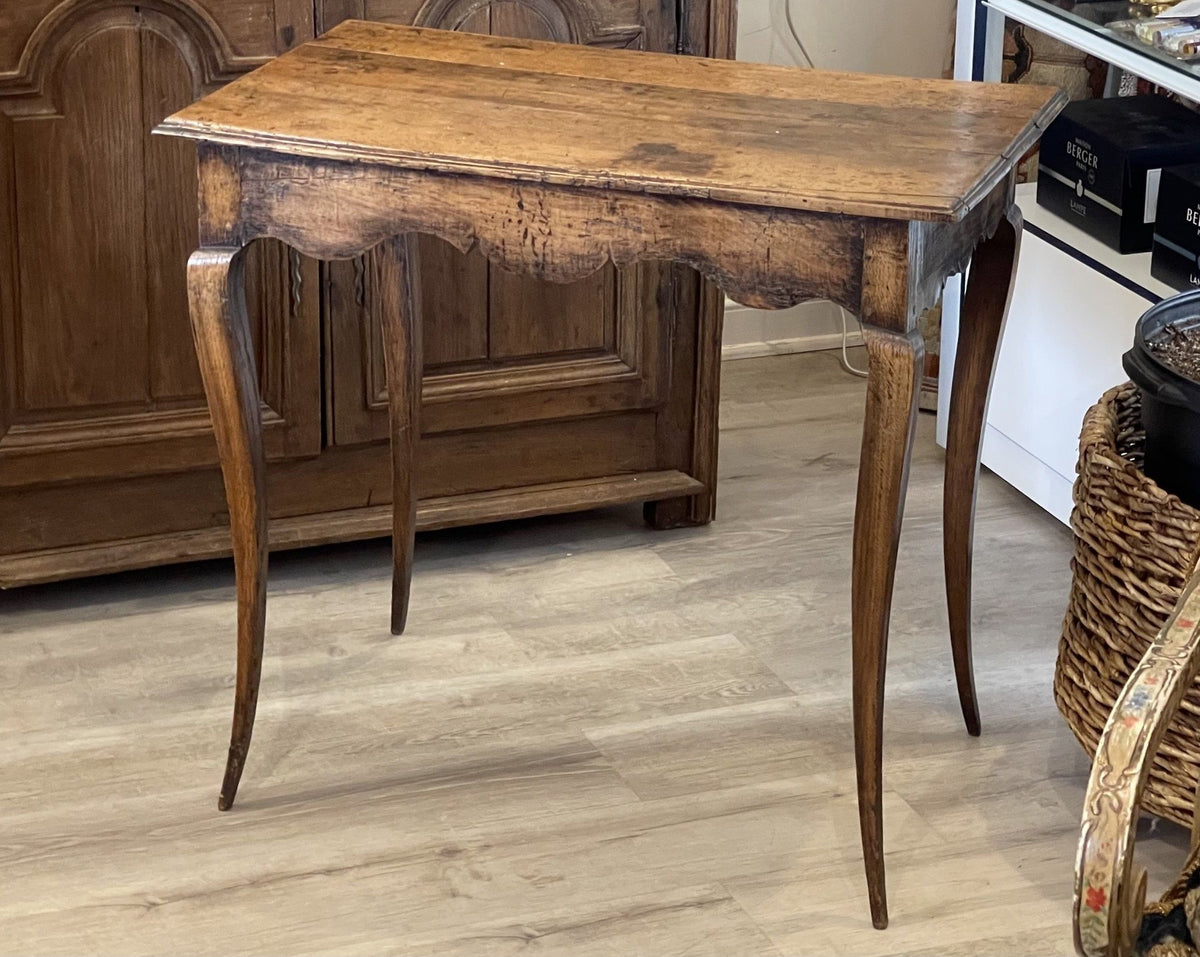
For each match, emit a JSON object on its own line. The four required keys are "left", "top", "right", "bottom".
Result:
{"left": 2, "top": 351, "right": 1187, "bottom": 956}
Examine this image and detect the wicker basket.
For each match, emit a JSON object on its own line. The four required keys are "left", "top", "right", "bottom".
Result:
{"left": 1055, "top": 383, "right": 1200, "bottom": 828}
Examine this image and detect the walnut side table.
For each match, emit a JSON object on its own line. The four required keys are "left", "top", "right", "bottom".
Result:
{"left": 158, "top": 22, "right": 1065, "bottom": 929}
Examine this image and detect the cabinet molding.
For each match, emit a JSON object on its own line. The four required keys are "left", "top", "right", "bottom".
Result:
{"left": 412, "top": 0, "right": 645, "bottom": 47}
{"left": 1, "top": 0, "right": 265, "bottom": 111}
{"left": 0, "top": 469, "right": 704, "bottom": 586}
{"left": 0, "top": 1, "right": 323, "bottom": 485}
{"left": 0, "top": 0, "right": 728, "bottom": 584}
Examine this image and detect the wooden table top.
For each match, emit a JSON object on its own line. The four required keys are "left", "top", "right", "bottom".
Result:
{"left": 159, "top": 21, "right": 1065, "bottom": 223}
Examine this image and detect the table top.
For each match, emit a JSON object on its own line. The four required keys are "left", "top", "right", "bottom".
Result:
{"left": 158, "top": 21, "right": 1066, "bottom": 223}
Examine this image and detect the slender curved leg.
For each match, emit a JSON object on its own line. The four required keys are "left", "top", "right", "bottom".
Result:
{"left": 943, "top": 211, "right": 1021, "bottom": 738}
{"left": 375, "top": 235, "right": 424, "bottom": 635}
{"left": 853, "top": 324, "right": 924, "bottom": 931}
{"left": 187, "top": 246, "right": 266, "bottom": 812}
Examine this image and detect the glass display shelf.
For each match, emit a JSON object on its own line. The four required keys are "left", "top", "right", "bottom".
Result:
{"left": 984, "top": 0, "right": 1200, "bottom": 100}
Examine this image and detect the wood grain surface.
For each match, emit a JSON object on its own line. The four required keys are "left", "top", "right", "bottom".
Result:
{"left": 943, "top": 210, "right": 1022, "bottom": 739}
{"left": 374, "top": 234, "right": 423, "bottom": 635}
{"left": 2, "top": 352, "right": 1177, "bottom": 957}
{"left": 186, "top": 247, "right": 268, "bottom": 813}
{"left": 1, "top": 0, "right": 726, "bottom": 590}
{"left": 158, "top": 20, "right": 1065, "bottom": 222}
{"left": 851, "top": 325, "right": 925, "bottom": 928}
{"left": 165, "top": 28, "right": 1063, "bottom": 929}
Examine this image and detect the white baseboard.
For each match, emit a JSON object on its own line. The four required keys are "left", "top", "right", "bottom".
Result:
{"left": 721, "top": 330, "right": 864, "bottom": 361}
{"left": 721, "top": 299, "right": 860, "bottom": 361}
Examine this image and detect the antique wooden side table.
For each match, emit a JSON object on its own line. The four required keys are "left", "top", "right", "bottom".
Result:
{"left": 158, "top": 22, "right": 1064, "bottom": 929}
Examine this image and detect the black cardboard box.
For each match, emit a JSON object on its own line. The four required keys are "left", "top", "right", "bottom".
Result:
{"left": 1152, "top": 163, "right": 1200, "bottom": 291}
{"left": 1037, "top": 95, "right": 1200, "bottom": 254}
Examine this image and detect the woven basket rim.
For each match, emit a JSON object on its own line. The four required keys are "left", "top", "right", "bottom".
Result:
{"left": 1057, "top": 382, "right": 1200, "bottom": 849}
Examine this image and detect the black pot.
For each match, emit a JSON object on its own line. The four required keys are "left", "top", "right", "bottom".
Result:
{"left": 1123, "top": 288, "right": 1200, "bottom": 509}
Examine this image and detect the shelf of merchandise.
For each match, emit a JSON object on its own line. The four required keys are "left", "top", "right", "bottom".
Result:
{"left": 984, "top": 0, "right": 1200, "bottom": 102}
{"left": 1018, "top": 183, "right": 1176, "bottom": 304}
{"left": 939, "top": 0, "right": 1195, "bottom": 524}
{"left": 976, "top": 183, "right": 1177, "bottom": 523}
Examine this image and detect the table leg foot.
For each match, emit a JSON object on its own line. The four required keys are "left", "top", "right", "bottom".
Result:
{"left": 376, "top": 235, "right": 424, "bottom": 636}
{"left": 853, "top": 324, "right": 924, "bottom": 930}
{"left": 944, "top": 211, "right": 1021, "bottom": 738}
{"left": 218, "top": 741, "right": 248, "bottom": 811}
{"left": 188, "top": 247, "right": 266, "bottom": 812}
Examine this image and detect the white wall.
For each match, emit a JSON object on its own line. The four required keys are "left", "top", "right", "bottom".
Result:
{"left": 724, "top": 0, "right": 957, "bottom": 360}
{"left": 736, "top": 0, "right": 957, "bottom": 76}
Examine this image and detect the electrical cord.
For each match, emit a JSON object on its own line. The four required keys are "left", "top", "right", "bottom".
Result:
{"left": 838, "top": 307, "right": 869, "bottom": 378}
{"left": 782, "top": 0, "right": 817, "bottom": 69}
{"left": 779, "top": 1, "right": 867, "bottom": 379}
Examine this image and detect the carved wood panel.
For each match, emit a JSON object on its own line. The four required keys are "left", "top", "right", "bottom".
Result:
{"left": 321, "top": 0, "right": 678, "bottom": 445}
{"left": 0, "top": 0, "right": 732, "bottom": 581}
{"left": 0, "top": 0, "right": 320, "bottom": 487}
{"left": 0, "top": 0, "right": 316, "bottom": 85}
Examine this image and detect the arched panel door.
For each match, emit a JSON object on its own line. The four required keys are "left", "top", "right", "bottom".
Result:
{"left": 322, "top": 0, "right": 679, "bottom": 447}
{"left": 0, "top": 0, "right": 319, "bottom": 491}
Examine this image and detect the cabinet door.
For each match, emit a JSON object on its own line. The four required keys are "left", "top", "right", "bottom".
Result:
{"left": 0, "top": 1, "right": 320, "bottom": 490}
{"left": 321, "top": 0, "right": 678, "bottom": 448}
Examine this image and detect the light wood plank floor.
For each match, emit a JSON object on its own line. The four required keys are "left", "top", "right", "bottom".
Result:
{"left": 2, "top": 351, "right": 1189, "bottom": 956}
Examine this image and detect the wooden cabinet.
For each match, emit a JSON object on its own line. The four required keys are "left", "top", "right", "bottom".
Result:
{"left": 0, "top": 0, "right": 731, "bottom": 587}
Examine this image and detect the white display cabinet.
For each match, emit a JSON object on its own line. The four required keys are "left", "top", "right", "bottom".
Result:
{"left": 942, "top": 0, "right": 1193, "bottom": 523}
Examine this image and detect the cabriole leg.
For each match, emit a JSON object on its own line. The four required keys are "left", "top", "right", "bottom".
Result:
{"left": 375, "top": 235, "right": 424, "bottom": 635}
{"left": 853, "top": 324, "right": 924, "bottom": 930}
{"left": 187, "top": 246, "right": 266, "bottom": 812}
{"left": 943, "top": 212, "right": 1021, "bottom": 737}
